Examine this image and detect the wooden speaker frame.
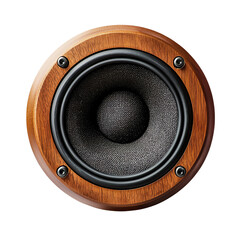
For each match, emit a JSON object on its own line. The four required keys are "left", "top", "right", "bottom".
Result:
{"left": 27, "top": 25, "right": 214, "bottom": 210}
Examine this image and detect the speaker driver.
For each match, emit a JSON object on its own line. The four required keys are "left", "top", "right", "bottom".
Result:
{"left": 51, "top": 49, "right": 192, "bottom": 189}
{"left": 27, "top": 26, "right": 214, "bottom": 210}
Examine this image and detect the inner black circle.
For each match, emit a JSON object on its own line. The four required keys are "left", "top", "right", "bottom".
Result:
{"left": 96, "top": 90, "right": 149, "bottom": 143}
{"left": 51, "top": 49, "right": 193, "bottom": 189}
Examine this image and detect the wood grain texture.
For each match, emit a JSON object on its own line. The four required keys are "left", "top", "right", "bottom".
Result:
{"left": 27, "top": 25, "right": 214, "bottom": 210}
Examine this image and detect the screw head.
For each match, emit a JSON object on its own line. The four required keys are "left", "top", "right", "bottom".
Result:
{"left": 173, "top": 56, "right": 185, "bottom": 69}
{"left": 175, "top": 166, "right": 186, "bottom": 177}
{"left": 57, "top": 56, "right": 69, "bottom": 68}
{"left": 57, "top": 166, "right": 69, "bottom": 178}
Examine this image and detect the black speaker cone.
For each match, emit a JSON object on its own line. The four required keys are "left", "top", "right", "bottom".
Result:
{"left": 51, "top": 49, "right": 193, "bottom": 189}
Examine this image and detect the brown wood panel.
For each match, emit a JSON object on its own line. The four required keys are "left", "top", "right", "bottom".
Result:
{"left": 27, "top": 25, "right": 214, "bottom": 210}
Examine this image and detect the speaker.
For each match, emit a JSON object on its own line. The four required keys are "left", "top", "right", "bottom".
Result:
{"left": 27, "top": 25, "right": 214, "bottom": 210}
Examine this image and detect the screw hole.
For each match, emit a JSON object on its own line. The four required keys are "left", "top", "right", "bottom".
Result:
{"left": 59, "top": 59, "right": 65, "bottom": 65}
{"left": 175, "top": 166, "right": 186, "bottom": 177}
{"left": 57, "top": 166, "right": 68, "bottom": 178}
{"left": 57, "top": 56, "right": 69, "bottom": 68}
{"left": 176, "top": 59, "right": 182, "bottom": 65}
{"left": 173, "top": 56, "right": 185, "bottom": 69}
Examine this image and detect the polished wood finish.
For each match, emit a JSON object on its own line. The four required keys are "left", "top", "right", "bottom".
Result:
{"left": 27, "top": 25, "right": 214, "bottom": 210}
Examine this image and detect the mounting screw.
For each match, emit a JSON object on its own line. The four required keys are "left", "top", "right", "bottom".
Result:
{"left": 175, "top": 166, "right": 186, "bottom": 177}
{"left": 173, "top": 56, "right": 185, "bottom": 69}
{"left": 57, "top": 165, "right": 69, "bottom": 178}
{"left": 57, "top": 56, "right": 69, "bottom": 68}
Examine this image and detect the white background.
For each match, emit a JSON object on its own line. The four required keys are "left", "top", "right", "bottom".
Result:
{"left": 0, "top": 0, "right": 239, "bottom": 239}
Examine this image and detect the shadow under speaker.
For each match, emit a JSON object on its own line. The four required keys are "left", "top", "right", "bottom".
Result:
{"left": 27, "top": 25, "right": 214, "bottom": 210}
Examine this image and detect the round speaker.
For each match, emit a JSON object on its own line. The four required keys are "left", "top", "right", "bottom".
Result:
{"left": 27, "top": 25, "right": 214, "bottom": 210}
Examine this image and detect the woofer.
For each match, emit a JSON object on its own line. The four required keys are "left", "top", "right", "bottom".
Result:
{"left": 27, "top": 25, "right": 214, "bottom": 210}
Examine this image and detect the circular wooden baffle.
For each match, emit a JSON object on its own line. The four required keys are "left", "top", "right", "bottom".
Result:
{"left": 27, "top": 25, "right": 214, "bottom": 210}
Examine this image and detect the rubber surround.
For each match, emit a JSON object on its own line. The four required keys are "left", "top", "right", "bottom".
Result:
{"left": 51, "top": 49, "right": 193, "bottom": 189}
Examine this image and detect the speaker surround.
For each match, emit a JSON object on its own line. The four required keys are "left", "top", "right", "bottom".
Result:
{"left": 27, "top": 25, "right": 214, "bottom": 210}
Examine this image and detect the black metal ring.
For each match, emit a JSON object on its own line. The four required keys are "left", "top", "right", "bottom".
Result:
{"left": 51, "top": 49, "right": 193, "bottom": 189}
